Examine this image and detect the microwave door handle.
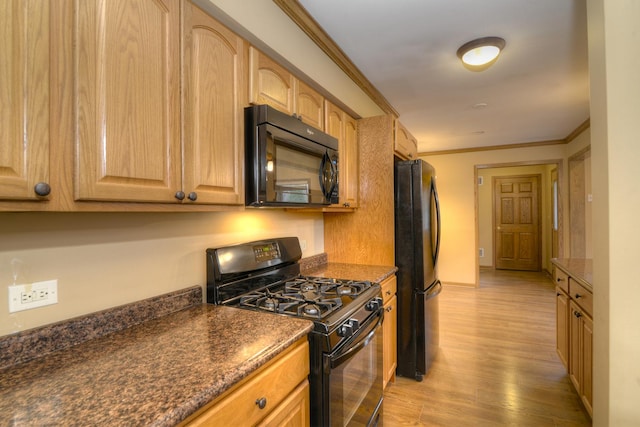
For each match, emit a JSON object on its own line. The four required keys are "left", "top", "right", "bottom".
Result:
{"left": 319, "top": 152, "right": 334, "bottom": 199}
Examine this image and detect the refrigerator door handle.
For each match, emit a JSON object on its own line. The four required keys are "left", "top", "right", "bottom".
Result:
{"left": 431, "top": 181, "right": 441, "bottom": 266}
{"left": 417, "top": 280, "right": 442, "bottom": 298}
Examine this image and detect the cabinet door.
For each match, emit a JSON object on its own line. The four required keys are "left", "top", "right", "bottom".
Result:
{"left": 325, "top": 101, "right": 358, "bottom": 208}
{"left": 556, "top": 287, "right": 569, "bottom": 369}
{"left": 0, "top": 0, "right": 50, "bottom": 201}
{"left": 383, "top": 294, "right": 397, "bottom": 389}
{"left": 257, "top": 380, "right": 310, "bottom": 427}
{"left": 294, "top": 80, "right": 324, "bottom": 130}
{"left": 394, "top": 120, "right": 417, "bottom": 160}
{"left": 343, "top": 114, "right": 359, "bottom": 208}
{"left": 249, "top": 47, "right": 294, "bottom": 115}
{"left": 183, "top": 2, "right": 244, "bottom": 205}
{"left": 75, "top": 0, "right": 181, "bottom": 202}
{"left": 581, "top": 313, "right": 593, "bottom": 417}
{"left": 568, "top": 300, "right": 583, "bottom": 394}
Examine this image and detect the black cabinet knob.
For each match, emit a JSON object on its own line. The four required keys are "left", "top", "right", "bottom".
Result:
{"left": 255, "top": 397, "right": 267, "bottom": 409}
{"left": 34, "top": 182, "right": 51, "bottom": 197}
{"left": 175, "top": 191, "right": 185, "bottom": 201}
{"left": 187, "top": 192, "right": 197, "bottom": 201}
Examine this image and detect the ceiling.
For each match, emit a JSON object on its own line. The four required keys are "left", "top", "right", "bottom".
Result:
{"left": 296, "top": 0, "right": 590, "bottom": 153}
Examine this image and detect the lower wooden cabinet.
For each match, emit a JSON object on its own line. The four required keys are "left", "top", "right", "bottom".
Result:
{"left": 381, "top": 275, "right": 397, "bottom": 389}
{"left": 556, "top": 286, "right": 570, "bottom": 369}
{"left": 569, "top": 299, "right": 593, "bottom": 417}
{"left": 181, "top": 338, "right": 310, "bottom": 427}
{"left": 553, "top": 265, "right": 592, "bottom": 418}
{"left": 257, "top": 380, "right": 310, "bottom": 427}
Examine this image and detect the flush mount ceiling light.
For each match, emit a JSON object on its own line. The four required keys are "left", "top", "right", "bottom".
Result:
{"left": 456, "top": 37, "right": 506, "bottom": 71}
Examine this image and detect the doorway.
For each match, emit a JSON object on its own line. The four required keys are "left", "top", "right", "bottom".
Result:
{"left": 494, "top": 174, "right": 541, "bottom": 271}
{"left": 476, "top": 161, "right": 563, "bottom": 276}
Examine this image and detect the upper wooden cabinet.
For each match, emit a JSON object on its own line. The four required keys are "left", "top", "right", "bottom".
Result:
{"left": 182, "top": 1, "right": 244, "bottom": 205}
{"left": 0, "top": 1, "right": 51, "bottom": 201}
{"left": 73, "top": 0, "right": 243, "bottom": 206}
{"left": 394, "top": 120, "right": 418, "bottom": 160}
{"left": 294, "top": 80, "right": 324, "bottom": 130}
{"left": 325, "top": 101, "right": 358, "bottom": 208}
{"left": 249, "top": 47, "right": 324, "bottom": 130}
{"left": 74, "top": 0, "right": 182, "bottom": 203}
{"left": 249, "top": 47, "right": 294, "bottom": 116}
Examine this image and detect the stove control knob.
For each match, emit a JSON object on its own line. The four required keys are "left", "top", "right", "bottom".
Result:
{"left": 348, "top": 319, "right": 359, "bottom": 330}
{"left": 337, "top": 323, "right": 354, "bottom": 338}
{"left": 365, "top": 297, "right": 383, "bottom": 312}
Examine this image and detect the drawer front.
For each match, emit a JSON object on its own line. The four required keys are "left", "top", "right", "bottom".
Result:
{"left": 380, "top": 275, "right": 397, "bottom": 304}
{"left": 569, "top": 279, "right": 593, "bottom": 317}
{"left": 554, "top": 268, "right": 569, "bottom": 294}
{"left": 185, "top": 339, "right": 309, "bottom": 426}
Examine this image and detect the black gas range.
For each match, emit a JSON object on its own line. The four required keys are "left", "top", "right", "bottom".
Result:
{"left": 206, "top": 237, "right": 384, "bottom": 426}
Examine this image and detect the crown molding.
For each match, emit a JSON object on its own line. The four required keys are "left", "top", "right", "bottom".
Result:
{"left": 273, "top": 0, "right": 398, "bottom": 116}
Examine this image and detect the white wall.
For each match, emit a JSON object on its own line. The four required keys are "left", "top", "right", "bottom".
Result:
{"left": 587, "top": 0, "right": 640, "bottom": 424}
{"left": 421, "top": 144, "right": 568, "bottom": 286}
{"left": 0, "top": 211, "right": 323, "bottom": 336}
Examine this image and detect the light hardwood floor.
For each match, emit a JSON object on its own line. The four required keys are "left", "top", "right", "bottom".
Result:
{"left": 383, "top": 269, "right": 592, "bottom": 426}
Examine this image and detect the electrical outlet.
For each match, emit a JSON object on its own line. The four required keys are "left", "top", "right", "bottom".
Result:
{"left": 8, "top": 280, "right": 58, "bottom": 313}
{"left": 300, "top": 240, "right": 307, "bottom": 251}
{"left": 479, "top": 248, "right": 485, "bottom": 257}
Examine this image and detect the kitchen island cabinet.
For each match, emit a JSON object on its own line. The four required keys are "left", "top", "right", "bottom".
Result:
{"left": 0, "top": 288, "right": 313, "bottom": 426}
{"left": 552, "top": 258, "right": 593, "bottom": 417}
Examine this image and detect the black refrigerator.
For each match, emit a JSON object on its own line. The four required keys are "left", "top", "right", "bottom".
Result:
{"left": 394, "top": 158, "right": 442, "bottom": 381}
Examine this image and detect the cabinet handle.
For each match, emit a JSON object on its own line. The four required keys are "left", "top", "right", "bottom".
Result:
{"left": 255, "top": 397, "right": 267, "bottom": 409}
{"left": 343, "top": 202, "right": 350, "bottom": 208}
{"left": 187, "top": 192, "right": 197, "bottom": 201}
{"left": 556, "top": 277, "right": 565, "bottom": 282}
{"left": 575, "top": 293, "right": 582, "bottom": 299}
{"left": 34, "top": 182, "right": 51, "bottom": 197}
{"left": 386, "top": 290, "right": 392, "bottom": 296}
{"left": 175, "top": 191, "right": 185, "bottom": 201}
{"left": 386, "top": 306, "right": 393, "bottom": 312}
{"left": 573, "top": 310, "right": 582, "bottom": 318}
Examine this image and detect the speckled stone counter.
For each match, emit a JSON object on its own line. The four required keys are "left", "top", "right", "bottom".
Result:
{"left": 551, "top": 258, "right": 593, "bottom": 291}
{"left": 302, "top": 261, "right": 397, "bottom": 284}
{"left": 0, "top": 304, "right": 312, "bottom": 426}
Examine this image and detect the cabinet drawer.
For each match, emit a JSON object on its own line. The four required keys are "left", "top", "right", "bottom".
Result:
{"left": 554, "top": 268, "right": 569, "bottom": 294}
{"left": 380, "top": 275, "right": 397, "bottom": 304}
{"left": 569, "top": 279, "right": 593, "bottom": 317}
{"left": 184, "top": 339, "right": 309, "bottom": 426}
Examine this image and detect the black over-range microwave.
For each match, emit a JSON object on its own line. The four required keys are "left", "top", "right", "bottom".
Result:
{"left": 245, "top": 104, "right": 339, "bottom": 207}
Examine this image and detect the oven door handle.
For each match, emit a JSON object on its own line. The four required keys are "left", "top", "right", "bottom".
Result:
{"left": 329, "top": 308, "right": 384, "bottom": 369}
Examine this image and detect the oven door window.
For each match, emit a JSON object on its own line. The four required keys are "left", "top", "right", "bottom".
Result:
{"left": 327, "top": 320, "right": 383, "bottom": 426}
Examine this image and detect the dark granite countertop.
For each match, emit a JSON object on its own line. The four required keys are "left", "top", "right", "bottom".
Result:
{"left": 303, "top": 262, "right": 397, "bottom": 284}
{"left": 0, "top": 304, "right": 312, "bottom": 426}
{"left": 551, "top": 258, "right": 593, "bottom": 291}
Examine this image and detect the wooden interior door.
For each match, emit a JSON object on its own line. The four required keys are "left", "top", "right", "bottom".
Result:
{"left": 494, "top": 175, "right": 541, "bottom": 271}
